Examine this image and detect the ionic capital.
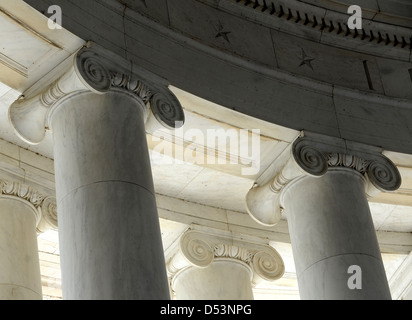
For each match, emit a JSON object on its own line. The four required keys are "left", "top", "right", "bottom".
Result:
{"left": 246, "top": 131, "right": 402, "bottom": 226}
{"left": 0, "top": 179, "right": 57, "bottom": 232}
{"left": 167, "top": 226, "right": 285, "bottom": 293}
{"left": 9, "top": 42, "right": 185, "bottom": 145}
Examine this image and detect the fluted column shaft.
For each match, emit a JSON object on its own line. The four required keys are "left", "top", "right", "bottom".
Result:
{"left": 0, "top": 197, "right": 42, "bottom": 299}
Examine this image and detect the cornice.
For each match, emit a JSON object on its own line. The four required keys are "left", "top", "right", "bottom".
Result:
{"left": 246, "top": 131, "right": 402, "bottom": 226}
{"left": 9, "top": 42, "right": 185, "bottom": 145}
{"left": 167, "top": 226, "right": 285, "bottom": 293}
{"left": 221, "top": 0, "right": 411, "bottom": 53}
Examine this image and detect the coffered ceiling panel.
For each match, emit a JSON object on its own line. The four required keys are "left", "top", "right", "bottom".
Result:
{"left": 0, "top": 1, "right": 84, "bottom": 91}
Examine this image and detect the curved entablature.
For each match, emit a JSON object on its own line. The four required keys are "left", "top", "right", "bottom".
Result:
{"left": 18, "top": 0, "right": 412, "bottom": 155}
{"left": 226, "top": 0, "right": 411, "bottom": 51}
{"left": 298, "top": 0, "right": 412, "bottom": 25}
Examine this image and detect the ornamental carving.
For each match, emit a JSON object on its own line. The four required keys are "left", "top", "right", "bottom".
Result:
{"left": 290, "top": 134, "right": 401, "bottom": 192}
{"left": 230, "top": 0, "right": 411, "bottom": 50}
{"left": 38, "top": 196, "right": 58, "bottom": 233}
{"left": 326, "top": 153, "right": 370, "bottom": 174}
{"left": 0, "top": 179, "right": 58, "bottom": 232}
{"left": 0, "top": 179, "right": 45, "bottom": 207}
{"left": 246, "top": 131, "right": 402, "bottom": 227}
{"left": 110, "top": 72, "right": 153, "bottom": 103}
{"left": 167, "top": 227, "right": 285, "bottom": 290}
{"left": 9, "top": 42, "right": 185, "bottom": 145}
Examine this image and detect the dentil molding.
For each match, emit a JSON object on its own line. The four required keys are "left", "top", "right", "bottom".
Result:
{"left": 167, "top": 226, "right": 285, "bottom": 294}
{"left": 225, "top": 0, "right": 411, "bottom": 51}
{"left": 246, "top": 131, "right": 402, "bottom": 226}
{"left": 9, "top": 42, "right": 185, "bottom": 145}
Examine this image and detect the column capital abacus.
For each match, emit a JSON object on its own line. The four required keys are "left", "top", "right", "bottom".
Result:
{"left": 246, "top": 131, "right": 402, "bottom": 226}
{"left": 0, "top": 178, "right": 57, "bottom": 232}
{"left": 9, "top": 42, "right": 185, "bottom": 145}
{"left": 167, "top": 226, "right": 285, "bottom": 296}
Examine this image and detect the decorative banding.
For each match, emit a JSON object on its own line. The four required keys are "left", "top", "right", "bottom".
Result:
{"left": 110, "top": 72, "right": 154, "bottom": 104}
{"left": 232, "top": 0, "right": 411, "bottom": 50}
{"left": 326, "top": 153, "right": 370, "bottom": 174}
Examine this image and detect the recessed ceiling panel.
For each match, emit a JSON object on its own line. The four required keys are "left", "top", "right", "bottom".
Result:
{"left": 0, "top": 10, "right": 54, "bottom": 77}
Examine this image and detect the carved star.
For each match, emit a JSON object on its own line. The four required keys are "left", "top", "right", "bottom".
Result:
{"left": 298, "top": 49, "right": 315, "bottom": 70}
{"left": 215, "top": 21, "right": 231, "bottom": 43}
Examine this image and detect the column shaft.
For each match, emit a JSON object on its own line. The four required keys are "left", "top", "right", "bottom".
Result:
{"left": 52, "top": 90, "right": 169, "bottom": 299}
{"left": 0, "top": 197, "right": 42, "bottom": 299}
{"left": 173, "top": 260, "right": 254, "bottom": 300}
{"left": 282, "top": 169, "right": 391, "bottom": 300}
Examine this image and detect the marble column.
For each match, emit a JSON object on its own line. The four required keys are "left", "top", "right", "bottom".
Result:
{"left": 246, "top": 132, "right": 402, "bottom": 300}
{"left": 168, "top": 227, "right": 284, "bottom": 300}
{"left": 283, "top": 169, "right": 392, "bottom": 299}
{"left": 174, "top": 261, "right": 254, "bottom": 300}
{"left": 9, "top": 43, "right": 185, "bottom": 300}
{"left": 0, "top": 180, "right": 44, "bottom": 300}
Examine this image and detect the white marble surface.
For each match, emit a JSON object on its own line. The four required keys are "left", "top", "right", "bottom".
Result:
{"left": 1, "top": 80, "right": 412, "bottom": 299}
{"left": 173, "top": 260, "right": 254, "bottom": 300}
{"left": 298, "top": 254, "right": 391, "bottom": 300}
{"left": 52, "top": 90, "right": 169, "bottom": 299}
{"left": 283, "top": 169, "right": 391, "bottom": 299}
{"left": 0, "top": 0, "right": 84, "bottom": 91}
{"left": 0, "top": 0, "right": 411, "bottom": 299}
{"left": 35, "top": 221, "right": 412, "bottom": 300}
{"left": 58, "top": 182, "right": 168, "bottom": 299}
{"left": 0, "top": 197, "right": 42, "bottom": 300}
{"left": 1, "top": 81, "right": 412, "bottom": 236}
{"left": 52, "top": 91, "right": 154, "bottom": 197}
{"left": 1, "top": 79, "right": 412, "bottom": 300}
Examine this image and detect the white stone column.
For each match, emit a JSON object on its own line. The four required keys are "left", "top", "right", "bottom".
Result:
{"left": 0, "top": 179, "right": 52, "bottom": 300}
{"left": 246, "top": 132, "right": 402, "bottom": 300}
{"left": 174, "top": 261, "right": 254, "bottom": 300}
{"left": 283, "top": 169, "right": 392, "bottom": 299}
{"left": 9, "top": 43, "right": 185, "bottom": 300}
{"left": 168, "top": 227, "right": 285, "bottom": 300}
